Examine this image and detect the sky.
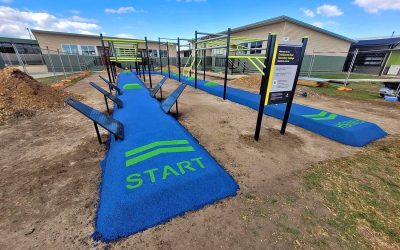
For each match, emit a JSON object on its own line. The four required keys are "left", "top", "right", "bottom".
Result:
{"left": 0, "top": 0, "right": 400, "bottom": 41}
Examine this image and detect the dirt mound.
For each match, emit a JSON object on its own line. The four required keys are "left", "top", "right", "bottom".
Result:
{"left": 230, "top": 75, "right": 262, "bottom": 91}
{"left": 0, "top": 68, "right": 71, "bottom": 124}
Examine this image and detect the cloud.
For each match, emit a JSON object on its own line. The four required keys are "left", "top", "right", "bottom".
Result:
{"left": 115, "top": 33, "right": 136, "bottom": 39}
{"left": 353, "top": 0, "right": 400, "bottom": 13}
{"left": 316, "top": 4, "right": 343, "bottom": 16}
{"left": 301, "top": 8, "right": 315, "bottom": 17}
{"left": 0, "top": 6, "right": 101, "bottom": 39}
{"left": 0, "top": 0, "right": 14, "bottom": 3}
{"left": 104, "top": 6, "right": 146, "bottom": 14}
{"left": 312, "top": 21, "right": 337, "bottom": 28}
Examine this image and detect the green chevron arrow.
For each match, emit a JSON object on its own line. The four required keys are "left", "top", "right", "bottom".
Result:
{"left": 302, "top": 111, "right": 337, "bottom": 121}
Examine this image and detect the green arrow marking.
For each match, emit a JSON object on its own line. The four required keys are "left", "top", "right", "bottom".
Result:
{"left": 302, "top": 111, "right": 337, "bottom": 121}
{"left": 313, "top": 113, "right": 337, "bottom": 121}
{"left": 302, "top": 111, "right": 327, "bottom": 118}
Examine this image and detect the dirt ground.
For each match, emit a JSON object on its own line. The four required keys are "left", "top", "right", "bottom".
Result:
{"left": 0, "top": 72, "right": 399, "bottom": 249}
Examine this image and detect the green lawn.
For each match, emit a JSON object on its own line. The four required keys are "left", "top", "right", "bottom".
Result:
{"left": 304, "top": 73, "right": 397, "bottom": 80}
{"left": 304, "top": 137, "right": 400, "bottom": 248}
{"left": 311, "top": 81, "right": 383, "bottom": 101}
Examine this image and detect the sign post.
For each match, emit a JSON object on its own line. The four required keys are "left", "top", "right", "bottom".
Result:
{"left": 254, "top": 35, "right": 308, "bottom": 140}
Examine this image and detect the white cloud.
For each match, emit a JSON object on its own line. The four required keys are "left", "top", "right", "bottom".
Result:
{"left": 353, "top": 0, "right": 400, "bottom": 13}
{"left": 0, "top": 0, "right": 14, "bottom": 3}
{"left": 316, "top": 4, "right": 343, "bottom": 17}
{"left": 115, "top": 33, "right": 136, "bottom": 39}
{"left": 104, "top": 6, "right": 146, "bottom": 14}
{"left": 312, "top": 21, "right": 337, "bottom": 28}
{"left": 301, "top": 8, "right": 315, "bottom": 17}
{"left": 0, "top": 6, "right": 101, "bottom": 39}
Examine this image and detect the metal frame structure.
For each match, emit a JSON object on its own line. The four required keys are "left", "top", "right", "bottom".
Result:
{"left": 159, "top": 37, "right": 192, "bottom": 83}
{"left": 194, "top": 30, "right": 269, "bottom": 99}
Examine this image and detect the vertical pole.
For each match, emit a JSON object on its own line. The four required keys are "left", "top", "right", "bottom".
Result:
{"left": 203, "top": 43, "right": 206, "bottom": 80}
{"left": 57, "top": 49, "right": 67, "bottom": 78}
{"left": 141, "top": 51, "right": 146, "bottom": 82}
{"left": 194, "top": 31, "right": 198, "bottom": 88}
{"left": 46, "top": 46, "right": 58, "bottom": 83}
{"left": 111, "top": 42, "right": 118, "bottom": 82}
{"left": 158, "top": 38, "right": 163, "bottom": 74}
{"left": 223, "top": 28, "right": 231, "bottom": 100}
{"left": 345, "top": 48, "right": 358, "bottom": 87}
{"left": 67, "top": 53, "right": 73, "bottom": 73}
{"left": 145, "top": 36, "right": 153, "bottom": 88}
{"left": 166, "top": 41, "right": 171, "bottom": 78}
{"left": 280, "top": 38, "right": 309, "bottom": 135}
{"left": 100, "top": 34, "right": 112, "bottom": 83}
{"left": 254, "top": 34, "right": 277, "bottom": 141}
{"left": 107, "top": 42, "right": 115, "bottom": 83}
{"left": 93, "top": 122, "right": 102, "bottom": 144}
{"left": 104, "top": 95, "right": 110, "bottom": 114}
{"left": 177, "top": 38, "right": 182, "bottom": 82}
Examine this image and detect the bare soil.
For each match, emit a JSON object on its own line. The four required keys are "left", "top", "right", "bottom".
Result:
{"left": 0, "top": 72, "right": 399, "bottom": 249}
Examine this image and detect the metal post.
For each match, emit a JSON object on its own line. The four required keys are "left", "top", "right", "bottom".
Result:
{"left": 158, "top": 38, "right": 163, "bottom": 74}
{"left": 145, "top": 36, "right": 153, "bottom": 88}
{"left": 194, "top": 31, "right": 198, "bottom": 88}
{"left": 57, "top": 49, "right": 67, "bottom": 78}
{"left": 223, "top": 28, "right": 231, "bottom": 100}
{"left": 345, "top": 48, "right": 358, "bottom": 87}
{"left": 104, "top": 95, "right": 110, "bottom": 114}
{"left": 93, "top": 122, "right": 102, "bottom": 144}
{"left": 280, "top": 38, "right": 309, "bottom": 135}
{"left": 141, "top": 51, "right": 146, "bottom": 82}
{"left": 177, "top": 37, "right": 181, "bottom": 82}
{"left": 203, "top": 43, "right": 206, "bottom": 80}
{"left": 46, "top": 46, "right": 58, "bottom": 83}
{"left": 166, "top": 41, "right": 171, "bottom": 78}
{"left": 307, "top": 51, "right": 315, "bottom": 78}
{"left": 100, "top": 34, "right": 112, "bottom": 83}
{"left": 254, "top": 34, "right": 277, "bottom": 141}
{"left": 110, "top": 42, "right": 118, "bottom": 82}
{"left": 67, "top": 53, "right": 73, "bottom": 73}
{"left": 11, "top": 43, "right": 28, "bottom": 74}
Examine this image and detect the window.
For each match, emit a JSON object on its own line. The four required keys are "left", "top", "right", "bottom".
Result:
{"left": 160, "top": 50, "right": 168, "bottom": 57}
{"left": 62, "top": 44, "right": 79, "bottom": 54}
{"left": 183, "top": 51, "right": 191, "bottom": 57}
{"left": 249, "top": 41, "right": 262, "bottom": 54}
{"left": 81, "top": 45, "right": 96, "bottom": 55}
{"left": 237, "top": 43, "right": 248, "bottom": 55}
{"left": 148, "top": 49, "right": 158, "bottom": 57}
{"left": 212, "top": 48, "right": 226, "bottom": 56}
{"left": 0, "top": 42, "right": 14, "bottom": 53}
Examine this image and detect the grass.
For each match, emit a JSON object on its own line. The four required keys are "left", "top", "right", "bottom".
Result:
{"left": 305, "top": 72, "right": 397, "bottom": 80}
{"left": 37, "top": 72, "right": 91, "bottom": 88}
{"left": 304, "top": 137, "right": 400, "bottom": 248}
{"left": 310, "top": 81, "right": 383, "bottom": 101}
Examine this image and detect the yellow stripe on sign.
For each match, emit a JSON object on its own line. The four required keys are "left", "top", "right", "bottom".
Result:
{"left": 264, "top": 41, "right": 279, "bottom": 105}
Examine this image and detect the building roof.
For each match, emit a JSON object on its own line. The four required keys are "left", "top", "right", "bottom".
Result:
{"left": 221, "top": 15, "right": 355, "bottom": 43}
{"left": 0, "top": 37, "right": 38, "bottom": 45}
{"left": 30, "top": 30, "right": 166, "bottom": 44}
{"left": 354, "top": 36, "right": 400, "bottom": 46}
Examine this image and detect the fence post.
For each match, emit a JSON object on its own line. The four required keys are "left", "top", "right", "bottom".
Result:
{"left": 67, "top": 53, "right": 73, "bottom": 73}
{"left": 57, "top": 49, "right": 67, "bottom": 78}
{"left": 46, "top": 46, "right": 58, "bottom": 83}
{"left": 345, "top": 48, "right": 358, "bottom": 87}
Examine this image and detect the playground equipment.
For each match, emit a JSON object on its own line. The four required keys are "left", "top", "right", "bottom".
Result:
{"left": 89, "top": 82, "right": 123, "bottom": 114}
{"left": 150, "top": 76, "right": 167, "bottom": 99}
{"left": 161, "top": 83, "right": 188, "bottom": 114}
{"left": 99, "top": 75, "right": 123, "bottom": 95}
{"left": 158, "top": 37, "right": 192, "bottom": 82}
{"left": 193, "top": 29, "right": 269, "bottom": 99}
{"left": 65, "top": 97, "right": 124, "bottom": 144}
{"left": 100, "top": 34, "right": 153, "bottom": 88}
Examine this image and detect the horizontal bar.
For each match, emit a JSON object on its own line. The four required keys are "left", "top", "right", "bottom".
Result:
{"left": 230, "top": 48, "right": 267, "bottom": 52}
{"left": 195, "top": 45, "right": 227, "bottom": 51}
{"left": 228, "top": 56, "right": 266, "bottom": 59}
{"left": 196, "top": 35, "right": 228, "bottom": 44}
{"left": 103, "top": 37, "right": 145, "bottom": 43}
{"left": 197, "top": 32, "right": 224, "bottom": 36}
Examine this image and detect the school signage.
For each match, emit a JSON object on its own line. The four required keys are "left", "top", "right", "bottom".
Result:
{"left": 255, "top": 34, "right": 308, "bottom": 140}
{"left": 267, "top": 42, "right": 303, "bottom": 104}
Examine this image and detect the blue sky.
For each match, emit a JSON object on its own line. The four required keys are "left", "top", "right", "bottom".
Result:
{"left": 0, "top": 0, "right": 399, "bottom": 40}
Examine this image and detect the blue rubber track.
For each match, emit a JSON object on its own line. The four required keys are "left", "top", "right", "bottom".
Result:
{"left": 93, "top": 72, "right": 239, "bottom": 242}
{"left": 148, "top": 71, "right": 387, "bottom": 147}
